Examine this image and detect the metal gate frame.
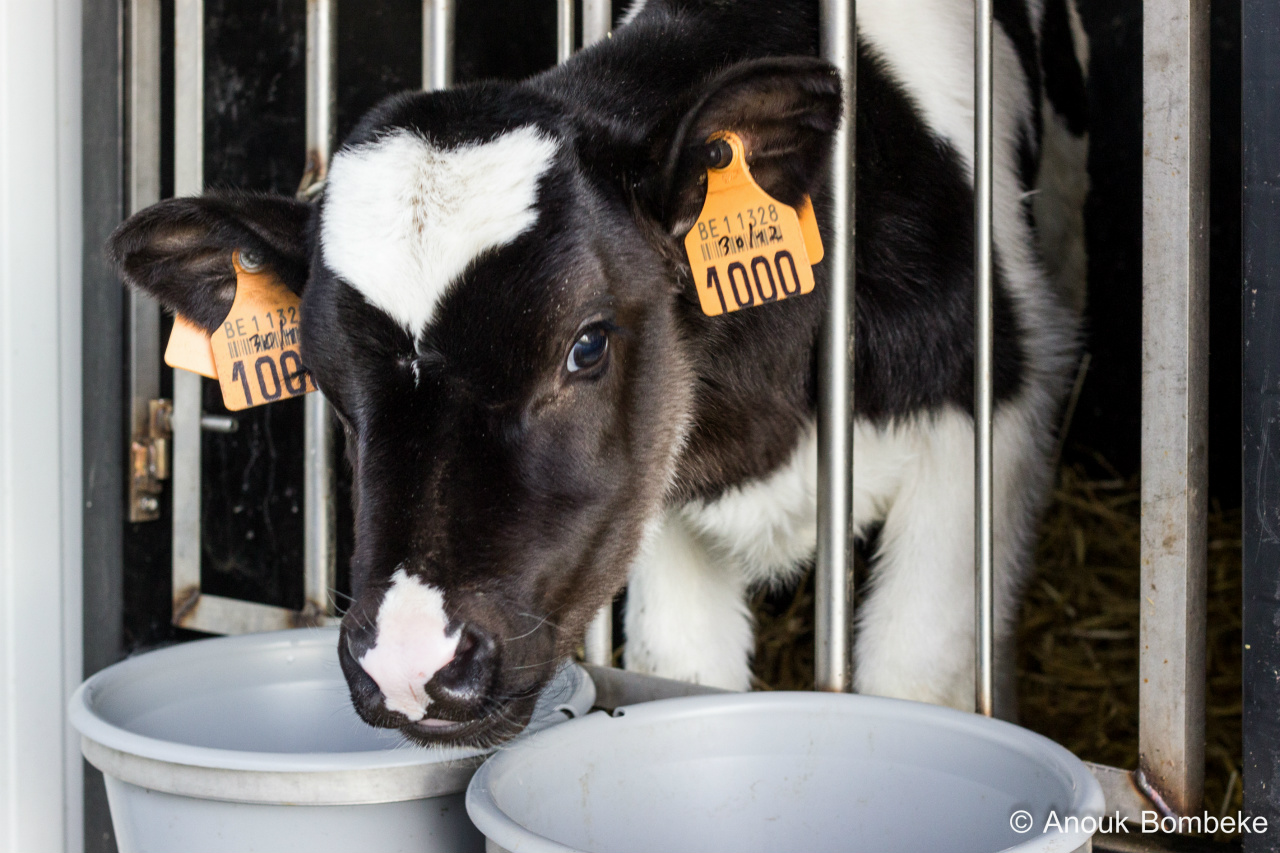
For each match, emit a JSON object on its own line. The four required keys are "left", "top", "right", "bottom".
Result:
{"left": 112, "top": 0, "right": 1252, "bottom": 845}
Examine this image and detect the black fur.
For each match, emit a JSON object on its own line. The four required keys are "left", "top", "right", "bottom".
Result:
{"left": 107, "top": 191, "right": 311, "bottom": 332}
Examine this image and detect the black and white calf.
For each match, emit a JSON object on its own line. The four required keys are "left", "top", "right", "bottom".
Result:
{"left": 111, "top": 0, "right": 1088, "bottom": 744}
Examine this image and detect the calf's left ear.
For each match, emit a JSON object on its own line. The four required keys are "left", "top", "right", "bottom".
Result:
{"left": 108, "top": 191, "right": 312, "bottom": 333}
{"left": 655, "top": 56, "right": 843, "bottom": 233}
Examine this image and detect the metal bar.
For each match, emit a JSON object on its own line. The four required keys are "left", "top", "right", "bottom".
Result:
{"left": 582, "top": 0, "right": 611, "bottom": 45}
{"left": 576, "top": 0, "right": 617, "bottom": 667}
{"left": 421, "top": 0, "right": 431, "bottom": 90}
{"left": 1085, "top": 763, "right": 1162, "bottom": 825}
{"left": 304, "top": 0, "right": 337, "bottom": 618}
{"left": 557, "top": 0, "right": 575, "bottom": 63}
{"left": 171, "top": 0, "right": 204, "bottom": 613}
{"left": 81, "top": 0, "right": 127, "bottom": 845}
{"left": 584, "top": 609, "right": 612, "bottom": 666}
{"left": 175, "top": 593, "right": 338, "bottom": 634}
{"left": 425, "top": 0, "right": 455, "bottom": 91}
{"left": 127, "top": 0, "right": 162, "bottom": 520}
{"left": 972, "top": 0, "right": 995, "bottom": 718}
{"left": 815, "top": 0, "right": 856, "bottom": 694}
{"left": 583, "top": 665, "right": 730, "bottom": 711}
{"left": 1139, "top": 0, "right": 1209, "bottom": 816}
{"left": 1240, "top": 0, "right": 1280, "bottom": 842}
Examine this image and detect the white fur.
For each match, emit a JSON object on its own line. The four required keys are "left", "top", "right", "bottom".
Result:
{"left": 624, "top": 510, "right": 755, "bottom": 690}
{"left": 358, "top": 568, "right": 461, "bottom": 721}
{"left": 628, "top": 402, "right": 1056, "bottom": 715}
{"left": 853, "top": 404, "right": 1051, "bottom": 716}
{"left": 321, "top": 126, "right": 559, "bottom": 338}
{"left": 618, "top": 0, "right": 648, "bottom": 28}
{"left": 627, "top": 419, "right": 909, "bottom": 691}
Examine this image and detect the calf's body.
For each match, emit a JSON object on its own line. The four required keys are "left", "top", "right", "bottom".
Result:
{"left": 111, "top": 0, "right": 1087, "bottom": 743}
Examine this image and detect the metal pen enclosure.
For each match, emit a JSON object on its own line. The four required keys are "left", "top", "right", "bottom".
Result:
{"left": 1241, "top": 0, "right": 1280, "bottom": 846}
{"left": 88, "top": 0, "right": 1267, "bottom": 850}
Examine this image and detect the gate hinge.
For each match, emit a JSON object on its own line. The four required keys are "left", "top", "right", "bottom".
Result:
{"left": 129, "top": 399, "right": 172, "bottom": 522}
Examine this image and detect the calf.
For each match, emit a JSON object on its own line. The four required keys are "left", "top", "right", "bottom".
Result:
{"left": 111, "top": 0, "right": 1088, "bottom": 744}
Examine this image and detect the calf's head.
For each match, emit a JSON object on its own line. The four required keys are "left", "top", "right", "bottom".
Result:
{"left": 110, "top": 59, "right": 839, "bottom": 745}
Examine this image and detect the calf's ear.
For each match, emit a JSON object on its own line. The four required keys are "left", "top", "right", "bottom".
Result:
{"left": 108, "top": 191, "right": 312, "bottom": 333}
{"left": 654, "top": 56, "right": 842, "bottom": 233}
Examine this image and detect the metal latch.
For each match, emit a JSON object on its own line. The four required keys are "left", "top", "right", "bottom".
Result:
{"left": 129, "top": 399, "right": 172, "bottom": 522}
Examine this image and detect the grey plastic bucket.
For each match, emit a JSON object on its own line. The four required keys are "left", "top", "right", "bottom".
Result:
{"left": 467, "top": 691, "right": 1105, "bottom": 853}
{"left": 69, "top": 627, "right": 595, "bottom": 853}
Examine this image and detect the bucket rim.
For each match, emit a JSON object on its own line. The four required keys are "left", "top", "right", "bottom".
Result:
{"left": 466, "top": 690, "right": 1106, "bottom": 853}
{"left": 68, "top": 627, "right": 594, "bottom": 776}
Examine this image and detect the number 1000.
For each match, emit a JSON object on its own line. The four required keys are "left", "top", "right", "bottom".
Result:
{"left": 704, "top": 249, "right": 803, "bottom": 314}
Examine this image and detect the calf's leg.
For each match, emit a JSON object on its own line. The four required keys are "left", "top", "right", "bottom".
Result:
{"left": 623, "top": 509, "right": 755, "bottom": 691}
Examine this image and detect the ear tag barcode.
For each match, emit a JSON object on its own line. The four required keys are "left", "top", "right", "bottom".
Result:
{"left": 683, "top": 131, "right": 824, "bottom": 317}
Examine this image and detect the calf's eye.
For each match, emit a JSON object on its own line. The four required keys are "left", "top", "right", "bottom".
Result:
{"left": 567, "top": 328, "right": 608, "bottom": 373}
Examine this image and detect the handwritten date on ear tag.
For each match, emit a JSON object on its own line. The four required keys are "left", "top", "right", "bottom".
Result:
{"left": 682, "top": 131, "right": 824, "bottom": 318}
{"left": 163, "top": 250, "right": 316, "bottom": 411}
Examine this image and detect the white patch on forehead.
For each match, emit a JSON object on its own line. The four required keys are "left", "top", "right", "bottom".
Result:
{"left": 321, "top": 125, "right": 559, "bottom": 337}
{"left": 357, "top": 568, "right": 461, "bottom": 722}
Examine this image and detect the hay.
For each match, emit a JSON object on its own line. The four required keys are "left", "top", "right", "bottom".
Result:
{"left": 750, "top": 460, "right": 1243, "bottom": 835}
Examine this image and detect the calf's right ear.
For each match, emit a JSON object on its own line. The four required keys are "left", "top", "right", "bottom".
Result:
{"left": 108, "top": 191, "right": 312, "bottom": 333}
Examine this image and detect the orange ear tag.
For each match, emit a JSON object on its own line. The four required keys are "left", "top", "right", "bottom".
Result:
{"left": 164, "top": 253, "right": 317, "bottom": 410}
{"left": 164, "top": 314, "right": 218, "bottom": 379}
{"left": 683, "top": 131, "right": 825, "bottom": 317}
{"left": 204, "top": 251, "right": 317, "bottom": 411}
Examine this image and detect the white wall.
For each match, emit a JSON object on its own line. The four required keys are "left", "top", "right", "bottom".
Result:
{"left": 0, "top": 0, "right": 85, "bottom": 850}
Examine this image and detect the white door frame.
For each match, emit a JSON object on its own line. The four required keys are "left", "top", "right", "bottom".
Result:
{"left": 0, "top": 0, "right": 85, "bottom": 850}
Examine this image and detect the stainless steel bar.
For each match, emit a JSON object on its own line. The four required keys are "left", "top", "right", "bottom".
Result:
{"left": 584, "top": 611, "right": 613, "bottom": 667}
{"left": 583, "top": 665, "right": 730, "bottom": 711}
{"left": 304, "top": 0, "right": 337, "bottom": 617}
{"left": 1139, "top": 0, "right": 1209, "bottom": 816}
{"left": 557, "top": 0, "right": 575, "bottom": 63}
{"left": 582, "top": 0, "right": 611, "bottom": 45}
{"left": 427, "top": 0, "right": 455, "bottom": 91}
{"left": 577, "top": 0, "right": 616, "bottom": 667}
{"left": 815, "top": 0, "right": 856, "bottom": 694}
{"left": 199, "top": 414, "right": 238, "bottom": 434}
{"left": 176, "top": 593, "right": 339, "bottom": 634}
{"left": 127, "top": 0, "right": 162, "bottom": 522}
{"left": 171, "top": 0, "right": 204, "bottom": 608}
{"left": 304, "top": 393, "right": 335, "bottom": 615}
{"left": 303, "top": 0, "right": 335, "bottom": 182}
{"left": 421, "top": 0, "right": 431, "bottom": 90}
{"left": 578, "top": 431, "right": 613, "bottom": 662}
{"left": 972, "top": 0, "right": 995, "bottom": 718}
{"left": 1085, "top": 763, "right": 1161, "bottom": 825}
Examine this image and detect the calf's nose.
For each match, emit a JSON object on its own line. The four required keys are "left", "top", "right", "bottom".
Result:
{"left": 354, "top": 568, "right": 461, "bottom": 722}
{"left": 426, "top": 623, "right": 497, "bottom": 714}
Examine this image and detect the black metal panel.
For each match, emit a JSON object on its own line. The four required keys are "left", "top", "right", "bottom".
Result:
{"left": 122, "top": 0, "right": 176, "bottom": 654}
{"left": 1241, "top": 0, "right": 1280, "bottom": 844}
{"left": 82, "top": 0, "right": 125, "bottom": 850}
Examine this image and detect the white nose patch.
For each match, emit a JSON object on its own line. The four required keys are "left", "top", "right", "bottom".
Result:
{"left": 358, "top": 569, "right": 461, "bottom": 722}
